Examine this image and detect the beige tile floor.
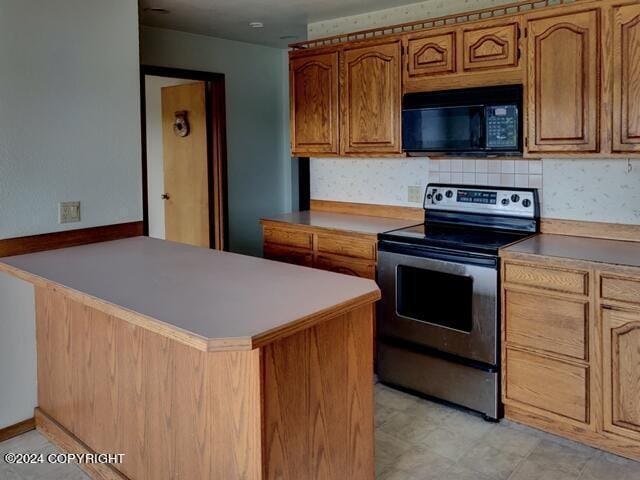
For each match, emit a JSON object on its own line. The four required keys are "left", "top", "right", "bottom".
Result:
{"left": 1, "top": 383, "right": 639, "bottom": 479}
{"left": 375, "top": 383, "right": 640, "bottom": 480}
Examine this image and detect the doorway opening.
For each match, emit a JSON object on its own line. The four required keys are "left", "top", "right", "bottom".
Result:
{"left": 140, "top": 65, "right": 228, "bottom": 250}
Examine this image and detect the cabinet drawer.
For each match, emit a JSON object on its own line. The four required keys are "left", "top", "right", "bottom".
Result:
{"left": 601, "top": 275, "right": 640, "bottom": 307}
{"left": 263, "top": 227, "right": 313, "bottom": 249}
{"left": 504, "top": 262, "right": 588, "bottom": 295}
{"left": 264, "top": 243, "right": 312, "bottom": 267}
{"left": 314, "top": 254, "right": 376, "bottom": 279}
{"left": 316, "top": 234, "right": 376, "bottom": 260}
{"left": 505, "top": 289, "right": 588, "bottom": 360}
{"left": 505, "top": 348, "right": 588, "bottom": 423}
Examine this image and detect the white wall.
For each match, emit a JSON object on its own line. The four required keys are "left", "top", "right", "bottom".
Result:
{"left": 308, "top": 0, "right": 517, "bottom": 38}
{"left": 140, "top": 27, "right": 292, "bottom": 256}
{"left": 307, "top": 1, "right": 640, "bottom": 226}
{"left": 0, "top": 0, "right": 142, "bottom": 239}
{"left": 0, "top": 0, "right": 141, "bottom": 428}
{"left": 145, "top": 76, "right": 198, "bottom": 240}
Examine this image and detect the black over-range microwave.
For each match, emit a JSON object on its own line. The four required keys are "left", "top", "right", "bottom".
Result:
{"left": 402, "top": 84, "right": 523, "bottom": 156}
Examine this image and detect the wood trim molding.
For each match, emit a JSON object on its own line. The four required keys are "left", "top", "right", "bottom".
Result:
{"left": 0, "top": 417, "right": 35, "bottom": 443}
{"left": 310, "top": 202, "right": 640, "bottom": 243}
{"left": 0, "top": 222, "right": 143, "bottom": 258}
{"left": 310, "top": 199, "right": 423, "bottom": 221}
{"left": 35, "top": 409, "right": 127, "bottom": 480}
{"left": 541, "top": 218, "right": 640, "bottom": 243}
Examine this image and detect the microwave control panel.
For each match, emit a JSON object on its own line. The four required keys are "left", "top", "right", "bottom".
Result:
{"left": 485, "top": 105, "right": 518, "bottom": 149}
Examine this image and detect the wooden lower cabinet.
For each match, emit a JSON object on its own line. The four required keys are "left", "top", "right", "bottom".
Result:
{"left": 262, "top": 223, "right": 377, "bottom": 280}
{"left": 502, "top": 258, "right": 640, "bottom": 460}
{"left": 602, "top": 307, "right": 640, "bottom": 442}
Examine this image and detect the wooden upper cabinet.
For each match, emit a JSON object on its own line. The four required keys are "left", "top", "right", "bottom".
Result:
{"left": 526, "top": 9, "right": 600, "bottom": 153}
{"left": 462, "top": 20, "right": 520, "bottom": 72}
{"left": 289, "top": 50, "right": 339, "bottom": 156}
{"left": 602, "top": 308, "right": 640, "bottom": 442}
{"left": 612, "top": 3, "right": 640, "bottom": 153}
{"left": 341, "top": 40, "right": 403, "bottom": 154}
{"left": 406, "top": 31, "right": 456, "bottom": 78}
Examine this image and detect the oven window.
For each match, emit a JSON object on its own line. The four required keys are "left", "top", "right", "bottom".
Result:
{"left": 396, "top": 265, "right": 473, "bottom": 332}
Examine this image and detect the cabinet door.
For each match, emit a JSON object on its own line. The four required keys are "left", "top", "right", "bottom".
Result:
{"left": 406, "top": 32, "right": 456, "bottom": 78}
{"left": 290, "top": 51, "right": 339, "bottom": 156}
{"left": 527, "top": 10, "right": 600, "bottom": 152}
{"left": 602, "top": 308, "right": 640, "bottom": 442}
{"left": 462, "top": 21, "right": 520, "bottom": 72}
{"left": 612, "top": 3, "right": 640, "bottom": 152}
{"left": 341, "top": 40, "right": 402, "bottom": 154}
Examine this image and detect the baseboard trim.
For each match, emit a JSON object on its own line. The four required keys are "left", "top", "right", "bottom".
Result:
{"left": 0, "top": 221, "right": 144, "bottom": 258}
{"left": 35, "top": 408, "right": 126, "bottom": 480}
{"left": 0, "top": 417, "right": 36, "bottom": 443}
{"left": 310, "top": 200, "right": 640, "bottom": 243}
{"left": 310, "top": 199, "right": 423, "bottom": 221}
{"left": 540, "top": 218, "right": 640, "bottom": 242}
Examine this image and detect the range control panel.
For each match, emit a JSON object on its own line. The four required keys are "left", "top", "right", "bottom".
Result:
{"left": 424, "top": 184, "right": 537, "bottom": 218}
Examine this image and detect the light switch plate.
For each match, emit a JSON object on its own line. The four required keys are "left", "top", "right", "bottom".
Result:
{"left": 59, "top": 201, "right": 81, "bottom": 224}
{"left": 407, "top": 186, "right": 423, "bottom": 203}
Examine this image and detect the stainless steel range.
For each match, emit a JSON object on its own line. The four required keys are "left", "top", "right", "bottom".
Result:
{"left": 376, "top": 183, "right": 539, "bottom": 421}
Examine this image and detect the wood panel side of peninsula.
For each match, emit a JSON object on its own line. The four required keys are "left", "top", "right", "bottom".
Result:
{"left": 33, "top": 285, "right": 375, "bottom": 480}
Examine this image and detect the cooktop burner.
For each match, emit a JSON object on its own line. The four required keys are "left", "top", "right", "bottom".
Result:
{"left": 378, "top": 184, "right": 540, "bottom": 256}
{"left": 379, "top": 223, "right": 532, "bottom": 255}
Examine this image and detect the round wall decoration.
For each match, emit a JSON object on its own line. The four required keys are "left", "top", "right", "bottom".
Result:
{"left": 173, "top": 111, "right": 190, "bottom": 137}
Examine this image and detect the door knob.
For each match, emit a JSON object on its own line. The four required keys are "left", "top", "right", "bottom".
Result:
{"left": 161, "top": 193, "right": 170, "bottom": 200}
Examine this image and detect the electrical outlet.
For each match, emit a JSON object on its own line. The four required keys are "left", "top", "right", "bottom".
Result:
{"left": 59, "top": 201, "right": 81, "bottom": 224}
{"left": 407, "top": 186, "right": 423, "bottom": 203}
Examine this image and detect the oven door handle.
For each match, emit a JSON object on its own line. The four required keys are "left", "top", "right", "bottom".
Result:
{"left": 378, "top": 241, "right": 498, "bottom": 268}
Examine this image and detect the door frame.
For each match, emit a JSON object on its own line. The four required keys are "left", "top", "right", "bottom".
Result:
{"left": 140, "top": 65, "right": 229, "bottom": 250}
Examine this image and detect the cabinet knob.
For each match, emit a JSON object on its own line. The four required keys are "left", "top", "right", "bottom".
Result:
{"left": 161, "top": 193, "right": 170, "bottom": 200}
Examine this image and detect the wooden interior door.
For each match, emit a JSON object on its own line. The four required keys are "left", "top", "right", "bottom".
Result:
{"left": 612, "top": 3, "right": 640, "bottom": 152}
{"left": 290, "top": 51, "right": 340, "bottom": 156}
{"left": 602, "top": 307, "right": 640, "bottom": 442}
{"left": 526, "top": 9, "right": 600, "bottom": 152}
{"left": 341, "top": 40, "right": 402, "bottom": 155}
{"left": 162, "top": 82, "right": 209, "bottom": 248}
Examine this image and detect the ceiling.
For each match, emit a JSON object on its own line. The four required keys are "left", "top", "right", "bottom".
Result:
{"left": 139, "top": 0, "right": 423, "bottom": 48}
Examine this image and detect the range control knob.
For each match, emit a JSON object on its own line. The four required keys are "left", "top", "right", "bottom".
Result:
{"left": 445, "top": 190, "right": 454, "bottom": 198}
{"left": 522, "top": 199, "right": 532, "bottom": 208}
{"left": 501, "top": 198, "right": 510, "bottom": 206}
{"left": 435, "top": 193, "right": 443, "bottom": 201}
{"left": 511, "top": 194, "right": 520, "bottom": 203}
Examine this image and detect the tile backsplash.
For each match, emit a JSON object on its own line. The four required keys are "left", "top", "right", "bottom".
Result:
{"left": 310, "top": 157, "right": 640, "bottom": 224}
{"left": 310, "top": 158, "right": 543, "bottom": 208}
{"left": 428, "top": 159, "right": 542, "bottom": 190}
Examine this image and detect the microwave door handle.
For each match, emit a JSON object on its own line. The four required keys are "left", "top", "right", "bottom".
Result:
{"left": 473, "top": 109, "right": 485, "bottom": 149}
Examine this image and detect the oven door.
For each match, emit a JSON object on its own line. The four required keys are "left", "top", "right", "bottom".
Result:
{"left": 377, "top": 242, "right": 498, "bottom": 366}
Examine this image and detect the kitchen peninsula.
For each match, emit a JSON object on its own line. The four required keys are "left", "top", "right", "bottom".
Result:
{"left": 0, "top": 237, "right": 380, "bottom": 480}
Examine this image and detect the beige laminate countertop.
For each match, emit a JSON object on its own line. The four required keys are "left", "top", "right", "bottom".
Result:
{"left": 501, "top": 233, "right": 640, "bottom": 268}
{"left": 0, "top": 237, "right": 380, "bottom": 351}
{"left": 262, "top": 210, "right": 419, "bottom": 236}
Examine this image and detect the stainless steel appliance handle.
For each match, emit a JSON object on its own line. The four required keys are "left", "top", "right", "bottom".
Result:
{"left": 378, "top": 240, "right": 498, "bottom": 268}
